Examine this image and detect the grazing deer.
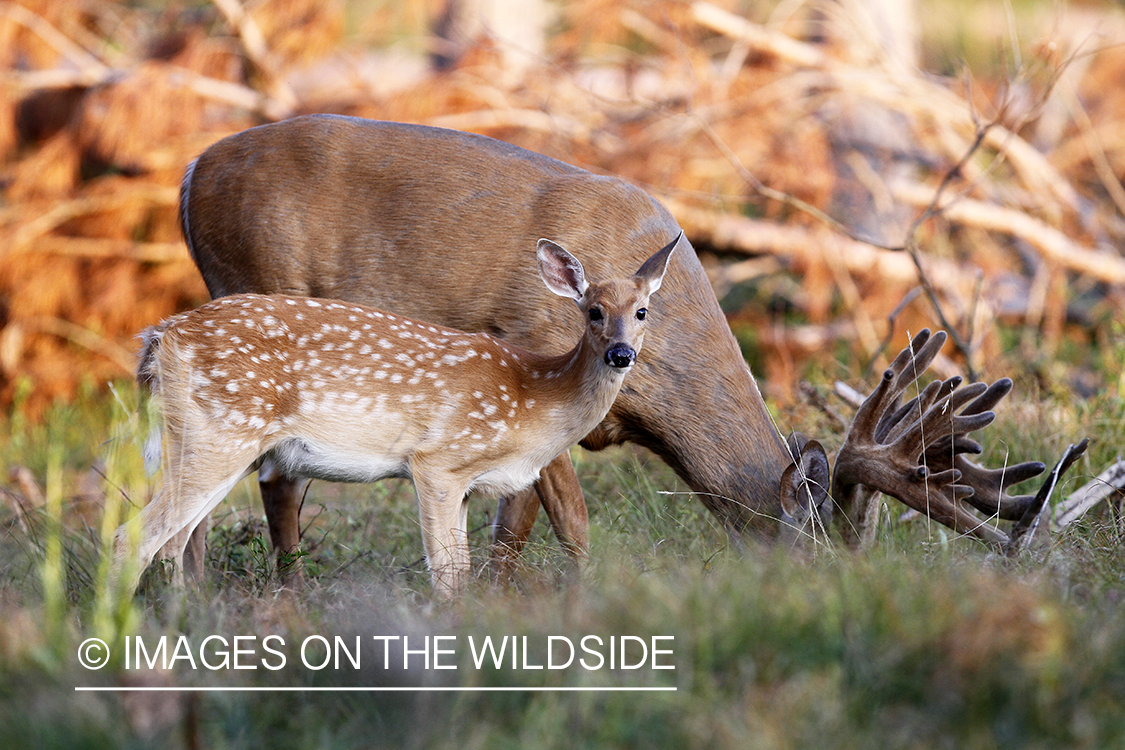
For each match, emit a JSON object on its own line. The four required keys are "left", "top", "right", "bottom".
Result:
{"left": 113, "top": 237, "right": 676, "bottom": 596}
{"left": 176, "top": 115, "right": 1065, "bottom": 575}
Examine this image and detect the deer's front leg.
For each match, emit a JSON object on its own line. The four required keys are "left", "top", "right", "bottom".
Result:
{"left": 413, "top": 471, "right": 472, "bottom": 598}
{"left": 491, "top": 485, "right": 541, "bottom": 582}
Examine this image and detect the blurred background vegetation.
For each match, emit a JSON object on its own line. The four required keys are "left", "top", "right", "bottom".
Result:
{"left": 1, "top": 0, "right": 1123, "bottom": 417}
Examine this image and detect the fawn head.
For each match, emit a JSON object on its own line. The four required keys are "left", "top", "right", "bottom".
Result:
{"left": 537, "top": 232, "right": 680, "bottom": 372}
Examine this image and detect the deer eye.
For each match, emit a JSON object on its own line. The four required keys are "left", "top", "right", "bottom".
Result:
{"left": 589, "top": 308, "right": 604, "bottom": 322}
{"left": 636, "top": 308, "right": 647, "bottom": 321}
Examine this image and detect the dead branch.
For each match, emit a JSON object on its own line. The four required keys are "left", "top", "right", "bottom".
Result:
{"left": 1052, "top": 457, "right": 1125, "bottom": 532}
{"left": 426, "top": 109, "right": 606, "bottom": 147}
{"left": 664, "top": 198, "right": 969, "bottom": 289}
{"left": 1007, "top": 438, "right": 1090, "bottom": 555}
{"left": 15, "top": 236, "right": 187, "bottom": 264}
{"left": 0, "top": 316, "right": 135, "bottom": 376}
{"left": 0, "top": 2, "right": 110, "bottom": 80}
{"left": 691, "top": 1, "right": 824, "bottom": 68}
{"left": 1003, "top": 436, "right": 1089, "bottom": 555}
{"left": 1061, "top": 83, "right": 1125, "bottom": 219}
{"left": 2, "top": 187, "right": 180, "bottom": 255}
{"left": 893, "top": 181, "right": 1125, "bottom": 285}
{"left": 799, "top": 380, "right": 849, "bottom": 431}
{"left": 692, "top": 1, "right": 1083, "bottom": 220}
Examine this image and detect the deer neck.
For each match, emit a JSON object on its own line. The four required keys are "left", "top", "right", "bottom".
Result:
{"left": 517, "top": 334, "right": 629, "bottom": 448}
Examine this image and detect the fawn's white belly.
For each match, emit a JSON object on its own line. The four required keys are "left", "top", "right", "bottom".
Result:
{"left": 469, "top": 454, "right": 552, "bottom": 497}
{"left": 266, "top": 437, "right": 409, "bottom": 484}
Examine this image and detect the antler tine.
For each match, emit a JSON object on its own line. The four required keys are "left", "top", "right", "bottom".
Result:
{"left": 832, "top": 329, "right": 1010, "bottom": 549}
{"left": 893, "top": 390, "right": 998, "bottom": 464}
{"left": 1006, "top": 439, "right": 1089, "bottom": 554}
{"left": 890, "top": 329, "right": 945, "bottom": 393}
{"left": 960, "top": 377, "right": 1014, "bottom": 414}
{"left": 831, "top": 330, "right": 1088, "bottom": 553}
{"left": 918, "top": 380, "right": 1012, "bottom": 464}
{"left": 952, "top": 456, "right": 1048, "bottom": 520}
{"left": 871, "top": 330, "right": 953, "bottom": 441}
{"left": 917, "top": 376, "right": 1049, "bottom": 520}
{"left": 851, "top": 329, "right": 942, "bottom": 448}
{"left": 877, "top": 376, "right": 974, "bottom": 444}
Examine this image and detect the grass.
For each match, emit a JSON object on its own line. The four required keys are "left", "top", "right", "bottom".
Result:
{"left": 0, "top": 371, "right": 1123, "bottom": 749}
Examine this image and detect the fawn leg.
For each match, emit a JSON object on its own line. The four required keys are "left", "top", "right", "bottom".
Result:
{"left": 155, "top": 466, "right": 304, "bottom": 585}
{"left": 113, "top": 458, "right": 252, "bottom": 594}
{"left": 413, "top": 470, "right": 471, "bottom": 598}
{"left": 155, "top": 521, "right": 207, "bottom": 584}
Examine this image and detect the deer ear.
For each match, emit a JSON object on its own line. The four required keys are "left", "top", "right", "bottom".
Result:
{"left": 634, "top": 230, "right": 681, "bottom": 297}
{"left": 778, "top": 434, "right": 831, "bottom": 523}
{"left": 538, "top": 239, "right": 589, "bottom": 301}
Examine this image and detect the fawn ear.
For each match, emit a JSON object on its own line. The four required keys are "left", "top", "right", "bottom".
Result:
{"left": 538, "top": 239, "right": 589, "bottom": 302}
{"left": 634, "top": 231, "right": 680, "bottom": 297}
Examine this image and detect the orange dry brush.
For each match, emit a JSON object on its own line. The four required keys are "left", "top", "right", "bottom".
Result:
{"left": 2, "top": 0, "right": 1124, "bottom": 417}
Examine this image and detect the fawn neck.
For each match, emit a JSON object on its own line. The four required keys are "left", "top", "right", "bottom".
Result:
{"left": 513, "top": 333, "right": 631, "bottom": 446}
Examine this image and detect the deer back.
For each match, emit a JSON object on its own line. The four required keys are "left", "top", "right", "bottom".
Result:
{"left": 182, "top": 115, "right": 793, "bottom": 530}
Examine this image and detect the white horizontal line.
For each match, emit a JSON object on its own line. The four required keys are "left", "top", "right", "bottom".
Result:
{"left": 75, "top": 686, "right": 676, "bottom": 693}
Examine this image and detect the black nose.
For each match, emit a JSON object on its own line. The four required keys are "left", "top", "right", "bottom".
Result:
{"left": 605, "top": 344, "right": 636, "bottom": 369}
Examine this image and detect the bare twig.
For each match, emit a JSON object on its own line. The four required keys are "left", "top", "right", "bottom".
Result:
{"left": 690, "top": 1, "right": 1099, "bottom": 380}
{"left": 798, "top": 381, "right": 849, "bottom": 431}
{"left": 210, "top": 0, "right": 297, "bottom": 119}
{"left": 2, "top": 188, "right": 179, "bottom": 254}
{"left": 863, "top": 285, "right": 923, "bottom": 379}
{"left": 893, "top": 181, "right": 1125, "bottom": 284}
{"left": 0, "top": 2, "right": 110, "bottom": 79}
{"left": 691, "top": 1, "right": 824, "bottom": 68}
{"left": 895, "top": 115, "right": 997, "bottom": 380}
{"left": 694, "top": 115, "right": 886, "bottom": 249}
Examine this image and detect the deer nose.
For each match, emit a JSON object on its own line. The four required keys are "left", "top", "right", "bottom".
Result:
{"left": 605, "top": 344, "right": 636, "bottom": 369}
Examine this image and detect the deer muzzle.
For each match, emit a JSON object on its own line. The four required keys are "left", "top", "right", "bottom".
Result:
{"left": 605, "top": 344, "right": 637, "bottom": 369}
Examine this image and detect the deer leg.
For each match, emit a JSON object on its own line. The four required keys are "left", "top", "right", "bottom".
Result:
{"left": 153, "top": 467, "right": 300, "bottom": 587}
{"left": 536, "top": 451, "right": 589, "bottom": 559}
{"left": 155, "top": 521, "right": 207, "bottom": 585}
{"left": 181, "top": 519, "right": 208, "bottom": 582}
{"left": 259, "top": 466, "right": 309, "bottom": 578}
{"left": 490, "top": 452, "right": 588, "bottom": 582}
{"left": 490, "top": 486, "right": 541, "bottom": 582}
{"left": 413, "top": 472, "right": 472, "bottom": 598}
{"left": 113, "top": 456, "right": 254, "bottom": 594}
